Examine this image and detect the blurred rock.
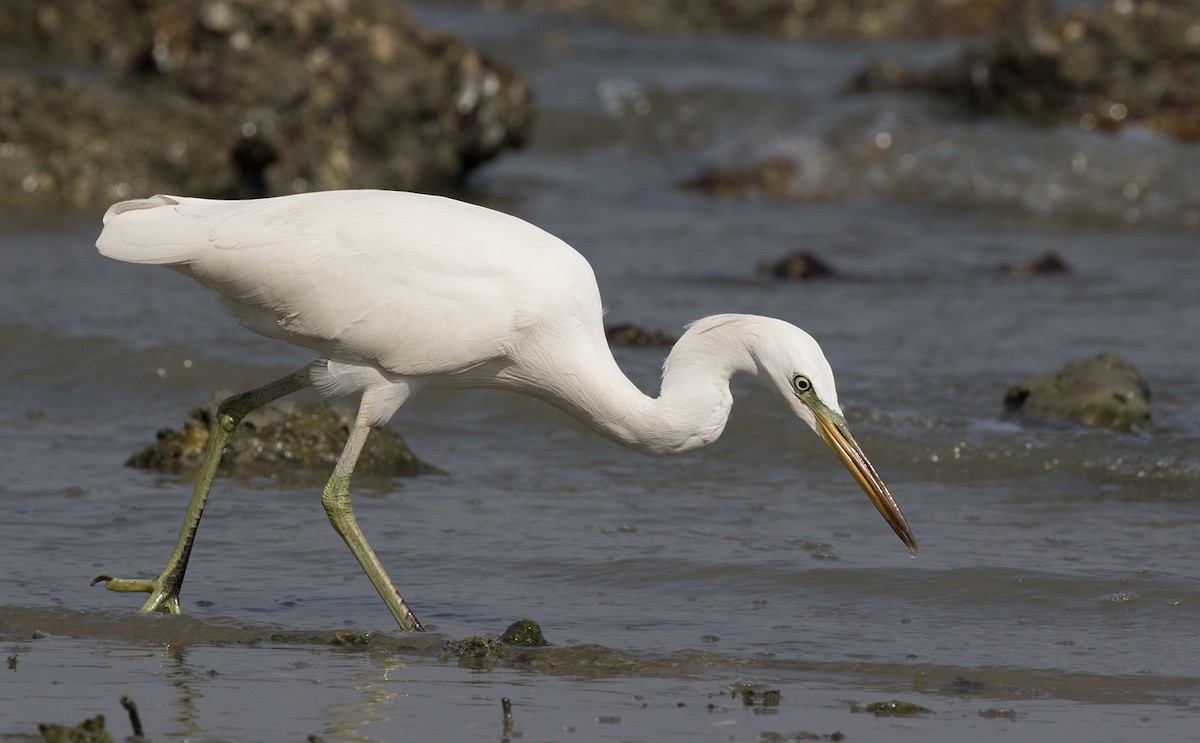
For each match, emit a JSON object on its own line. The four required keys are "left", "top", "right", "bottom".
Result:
{"left": 852, "top": 0, "right": 1200, "bottom": 142}
{"left": 37, "top": 714, "right": 111, "bottom": 743}
{"left": 127, "top": 395, "right": 440, "bottom": 477}
{"left": 681, "top": 158, "right": 799, "bottom": 199}
{"left": 605, "top": 323, "right": 677, "bottom": 347}
{"left": 0, "top": 0, "right": 534, "bottom": 211}
{"left": 469, "top": 0, "right": 1047, "bottom": 39}
{"left": 851, "top": 699, "right": 932, "bottom": 716}
{"left": 0, "top": 72, "right": 233, "bottom": 211}
{"left": 759, "top": 250, "right": 836, "bottom": 280}
{"left": 999, "top": 251, "right": 1069, "bottom": 276}
{"left": 1004, "top": 353, "right": 1151, "bottom": 430}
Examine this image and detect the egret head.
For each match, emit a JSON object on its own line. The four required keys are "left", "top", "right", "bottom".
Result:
{"left": 754, "top": 320, "right": 917, "bottom": 555}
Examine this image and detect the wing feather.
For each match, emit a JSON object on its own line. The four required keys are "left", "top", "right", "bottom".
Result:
{"left": 97, "top": 190, "right": 602, "bottom": 377}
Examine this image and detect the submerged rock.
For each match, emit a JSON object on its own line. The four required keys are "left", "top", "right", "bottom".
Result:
{"left": 852, "top": 0, "right": 1200, "bottom": 142}
{"left": 440, "top": 619, "right": 550, "bottom": 667}
{"left": 681, "top": 158, "right": 800, "bottom": 199}
{"left": 758, "top": 250, "right": 837, "bottom": 281}
{"left": 999, "top": 252, "right": 1070, "bottom": 276}
{"left": 605, "top": 323, "right": 677, "bottom": 347}
{"left": 444, "top": 635, "right": 510, "bottom": 669}
{"left": 471, "top": 0, "right": 1046, "bottom": 39}
{"left": 441, "top": 635, "right": 535, "bottom": 670}
{"left": 1004, "top": 353, "right": 1151, "bottom": 430}
{"left": 38, "top": 715, "right": 111, "bottom": 743}
{"left": 0, "top": 0, "right": 533, "bottom": 211}
{"left": 851, "top": 699, "right": 931, "bottom": 716}
{"left": 737, "top": 687, "right": 782, "bottom": 707}
{"left": 127, "top": 395, "right": 440, "bottom": 477}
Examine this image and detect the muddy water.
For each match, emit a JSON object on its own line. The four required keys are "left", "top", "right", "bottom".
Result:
{"left": 3, "top": 2, "right": 1200, "bottom": 741}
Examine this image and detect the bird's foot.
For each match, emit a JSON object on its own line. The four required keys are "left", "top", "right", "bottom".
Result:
{"left": 91, "top": 574, "right": 183, "bottom": 615}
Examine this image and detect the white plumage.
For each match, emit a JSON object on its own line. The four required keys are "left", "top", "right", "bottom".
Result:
{"left": 94, "top": 189, "right": 915, "bottom": 631}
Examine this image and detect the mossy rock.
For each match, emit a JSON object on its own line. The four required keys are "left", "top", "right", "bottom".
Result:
{"left": 500, "top": 618, "right": 550, "bottom": 647}
{"left": 1004, "top": 353, "right": 1150, "bottom": 430}
{"left": 38, "top": 715, "right": 111, "bottom": 743}
{"left": 127, "top": 395, "right": 440, "bottom": 477}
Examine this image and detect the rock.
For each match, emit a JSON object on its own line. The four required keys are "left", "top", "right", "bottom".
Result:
{"left": 1004, "top": 353, "right": 1151, "bottom": 430}
{"left": 38, "top": 715, "right": 112, "bottom": 743}
{"left": 998, "top": 251, "right": 1069, "bottom": 276}
{"left": 0, "top": 0, "right": 534, "bottom": 211}
{"left": 500, "top": 618, "right": 550, "bottom": 646}
{"left": 605, "top": 323, "right": 677, "bottom": 347}
{"left": 126, "top": 395, "right": 441, "bottom": 477}
{"left": 758, "top": 250, "right": 836, "bottom": 280}
{"left": 470, "top": 0, "right": 1047, "bottom": 39}
{"left": 681, "top": 157, "right": 799, "bottom": 198}
{"left": 737, "top": 687, "right": 782, "bottom": 707}
{"left": 850, "top": 699, "right": 931, "bottom": 716}
{"left": 439, "top": 620, "right": 548, "bottom": 667}
{"left": 681, "top": 154, "right": 854, "bottom": 203}
{"left": 852, "top": 0, "right": 1200, "bottom": 142}
{"left": 441, "top": 635, "right": 510, "bottom": 669}
{"left": 0, "top": 72, "right": 234, "bottom": 211}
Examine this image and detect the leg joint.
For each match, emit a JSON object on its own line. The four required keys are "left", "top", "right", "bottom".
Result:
{"left": 215, "top": 393, "right": 256, "bottom": 428}
{"left": 321, "top": 477, "right": 352, "bottom": 519}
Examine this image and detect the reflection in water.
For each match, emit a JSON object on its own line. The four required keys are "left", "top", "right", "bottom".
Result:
{"left": 160, "top": 644, "right": 203, "bottom": 737}
{"left": 321, "top": 651, "right": 408, "bottom": 741}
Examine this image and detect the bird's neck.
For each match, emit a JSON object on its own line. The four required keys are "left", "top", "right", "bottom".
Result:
{"left": 528, "top": 315, "right": 760, "bottom": 456}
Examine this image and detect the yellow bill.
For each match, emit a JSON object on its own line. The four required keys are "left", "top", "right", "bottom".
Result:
{"left": 811, "top": 401, "right": 917, "bottom": 554}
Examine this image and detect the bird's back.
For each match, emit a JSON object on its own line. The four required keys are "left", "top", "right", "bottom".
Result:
{"left": 97, "top": 190, "right": 606, "bottom": 377}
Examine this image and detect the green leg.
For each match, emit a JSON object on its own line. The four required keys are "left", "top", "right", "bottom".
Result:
{"left": 93, "top": 367, "right": 313, "bottom": 614}
{"left": 322, "top": 405, "right": 424, "bottom": 632}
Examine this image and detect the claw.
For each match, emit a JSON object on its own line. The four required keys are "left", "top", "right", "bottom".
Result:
{"left": 91, "top": 574, "right": 182, "bottom": 614}
{"left": 92, "top": 576, "right": 156, "bottom": 593}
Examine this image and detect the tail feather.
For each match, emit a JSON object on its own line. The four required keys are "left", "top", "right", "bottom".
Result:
{"left": 96, "top": 194, "right": 196, "bottom": 265}
{"left": 101, "top": 194, "right": 179, "bottom": 224}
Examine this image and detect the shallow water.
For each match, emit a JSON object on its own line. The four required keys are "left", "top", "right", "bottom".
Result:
{"left": 3, "top": 2, "right": 1199, "bottom": 740}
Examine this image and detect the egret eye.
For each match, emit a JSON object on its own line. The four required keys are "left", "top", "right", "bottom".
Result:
{"left": 792, "top": 374, "right": 812, "bottom": 394}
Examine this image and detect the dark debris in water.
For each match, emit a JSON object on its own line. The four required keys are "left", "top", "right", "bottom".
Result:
{"left": 34, "top": 694, "right": 146, "bottom": 742}
{"left": 850, "top": 699, "right": 932, "bottom": 716}
{"left": 759, "top": 731, "right": 845, "bottom": 742}
{"left": 118, "top": 697, "right": 143, "bottom": 738}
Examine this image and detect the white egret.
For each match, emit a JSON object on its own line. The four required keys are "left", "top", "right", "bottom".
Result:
{"left": 93, "top": 190, "right": 916, "bottom": 632}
